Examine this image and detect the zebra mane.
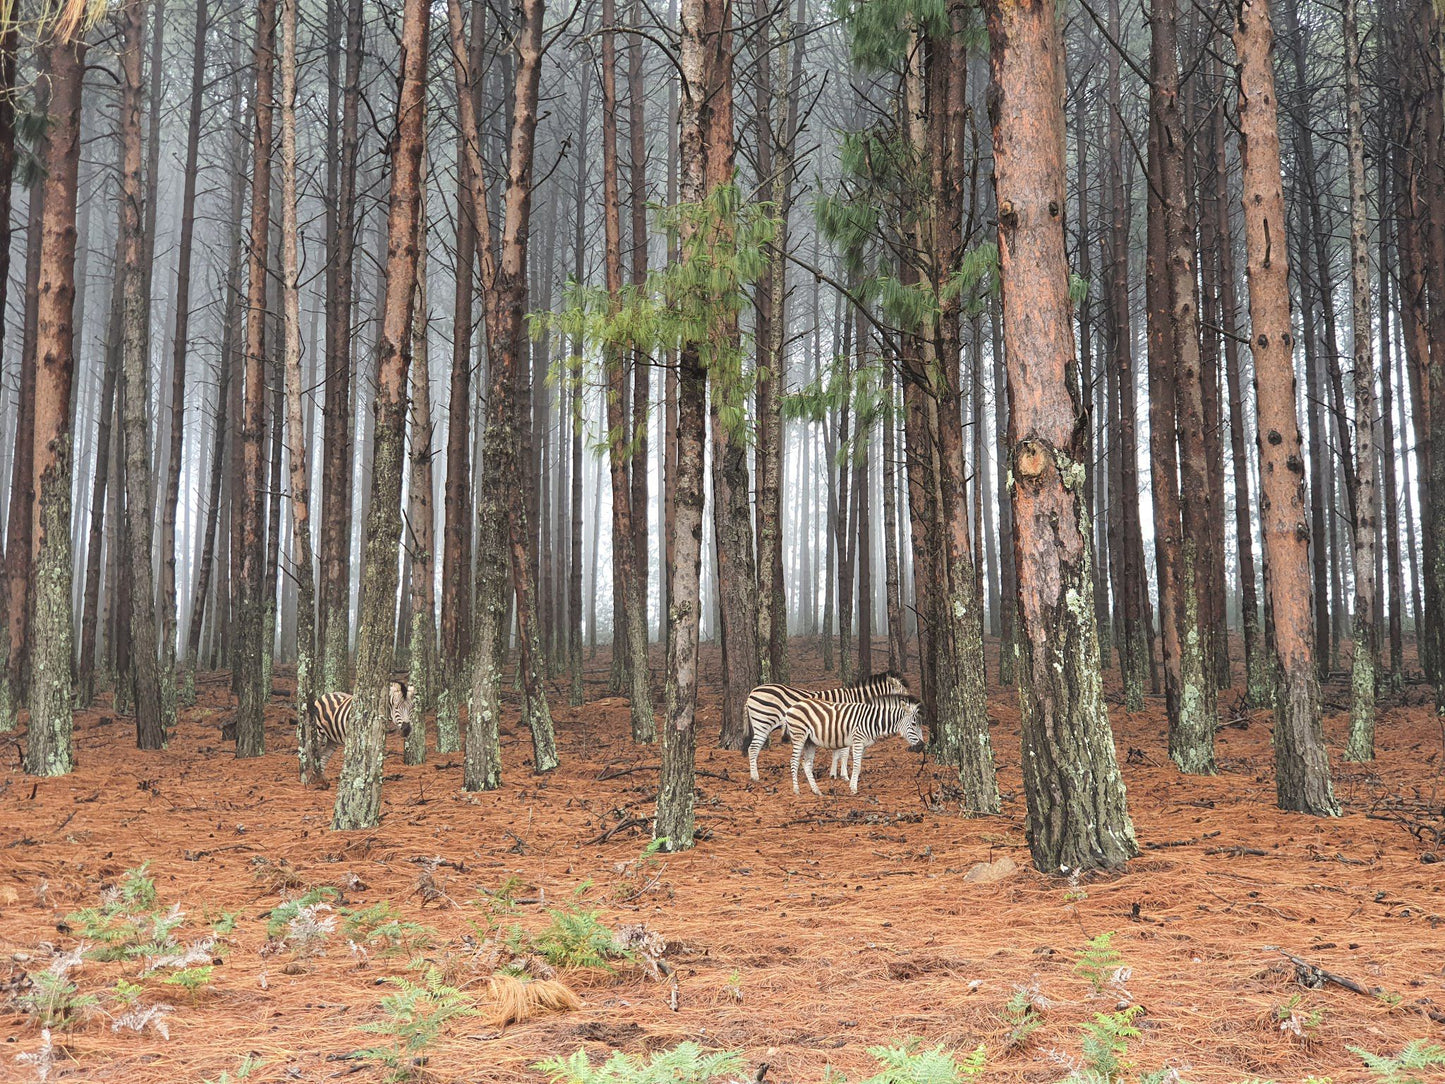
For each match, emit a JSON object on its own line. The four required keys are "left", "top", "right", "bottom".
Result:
{"left": 849, "top": 670, "right": 905, "bottom": 690}
{"left": 877, "top": 692, "right": 921, "bottom": 710}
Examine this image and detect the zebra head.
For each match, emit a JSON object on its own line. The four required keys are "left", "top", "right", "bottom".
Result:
{"left": 892, "top": 695, "right": 926, "bottom": 752}
{"left": 389, "top": 681, "right": 415, "bottom": 739}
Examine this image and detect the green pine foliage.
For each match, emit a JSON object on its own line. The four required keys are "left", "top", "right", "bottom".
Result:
{"left": 541, "top": 185, "right": 777, "bottom": 444}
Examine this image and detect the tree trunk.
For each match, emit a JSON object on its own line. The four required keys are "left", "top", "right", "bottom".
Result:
{"left": 1234, "top": 0, "right": 1338, "bottom": 816}
{"left": 1152, "top": 0, "right": 1215, "bottom": 773}
{"left": 438, "top": 0, "right": 485, "bottom": 752}
{"left": 1104, "top": 0, "right": 1145, "bottom": 710}
{"left": 0, "top": 52, "right": 45, "bottom": 734}
{"left": 162, "top": 0, "right": 208, "bottom": 709}
{"left": 1342, "top": 0, "right": 1377, "bottom": 758}
{"left": 448, "top": 0, "right": 559, "bottom": 785}
{"left": 320, "top": 0, "right": 364, "bottom": 692}
{"left": 628, "top": 0, "right": 654, "bottom": 686}
{"left": 1212, "top": 58, "right": 1269, "bottom": 706}
{"left": 986, "top": 0, "right": 1137, "bottom": 872}
{"left": 278, "top": 0, "right": 320, "bottom": 781}
{"left": 406, "top": 171, "right": 436, "bottom": 763}
{"left": 117, "top": 0, "right": 167, "bottom": 750}
{"left": 602, "top": 0, "right": 655, "bottom": 742}
{"left": 333, "top": 0, "right": 429, "bottom": 829}
{"left": 184, "top": 86, "right": 248, "bottom": 700}
{"left": 0, "top": 24, "right": 19, "bottom": 733}
{"left": 235, "top": 0, "right": 276, "bottom": 758}
{"left": 657, "top": 0, "right": 732, "bottom": 849}
{"left": 25, "top": 32, "right": 86, "bottom": 777}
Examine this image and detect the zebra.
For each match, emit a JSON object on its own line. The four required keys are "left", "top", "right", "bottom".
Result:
{"left": 309, "top": 681, "right": 415, "bottom": 774}
{"left": 745, "top": 671, "right": 909, "bottom": 782}
{"left": 780, "top": 693, "right": 927, "bottom": 796}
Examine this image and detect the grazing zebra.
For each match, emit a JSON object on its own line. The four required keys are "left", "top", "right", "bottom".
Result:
{"left": 310, "top": 682, "right": 414, "bottom": 772}
{"left": 746, "top": 672, "right": 908, "bottom": 782}
{"left": 781, "top": 693, "right": 927, "bottom": 796}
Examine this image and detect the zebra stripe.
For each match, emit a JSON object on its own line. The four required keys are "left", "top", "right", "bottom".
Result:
{"left": 746, "top": 672, "right": 909, "bottom": 782}
{"left": 310, "top": 681, "right": 415, "bottom": 771}
{"left": 781, "top": 694, "right": 926, "bottom": 796}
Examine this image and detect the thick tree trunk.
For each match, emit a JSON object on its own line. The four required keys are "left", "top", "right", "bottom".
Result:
{"left": 0, "top": 53, "right": 44, "bottom": 734}
{"left": 320, "top": 0, "right": 364, "bottom": 692}
{"left": 449, "top": 0, "right": 558, "bottom": 785}
{"left": 1212, "top": 62, "right": 1269, "bottom": 706}
{"left": 333, "top": 0, "right": 429, "bottom": 830}
{"left": 25, "top": 33, "right": 86, "bottom": 777}
{"left": 1234, "top": 0, "right": 1338, "bottom": 815}
{"left": 986, "top": 0, "right": 1137, "bottom": 872}
{"left": 657, "top": 0, "right": 732, "bottom": 849}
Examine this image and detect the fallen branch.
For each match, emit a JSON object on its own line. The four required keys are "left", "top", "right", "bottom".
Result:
{"left": 1276, "top": 949, "right": 1445, "bottom": 1025}
{"left": 586, "top": 817, "right": 650, "bottom": 845}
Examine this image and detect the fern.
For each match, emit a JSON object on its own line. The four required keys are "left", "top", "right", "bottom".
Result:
{"left": 1074, "top": 932, "right": 1125, "bottom": 996}
{"left": 858, "top": 1040, "right": 989, "bottom": 1082}
{"left": 356, "top": 966, "right": 474, "bottom": 1082}
{"left": 1349, "top": 1040, "right": 1445, "bottom": 1084}
{"left": 530, "top": 908, "right": 631, "bottom": 971}
{"left": 1078, "top": 1006, "right": 1143, "bottom": 1083}
{"left": 1002, "top": 983, "right": 1048, "bottom": 1049}
{"left": 265, "top": 886, "right": 339, "bottom": 939}
{"left": 21, "top": 970, "right": 97, "bottom": 1029}
{"left": 538, "top": 1042, "right": 745, "bottom": 1084}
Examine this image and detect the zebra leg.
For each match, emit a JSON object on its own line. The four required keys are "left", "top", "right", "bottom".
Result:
{"left": 803, "top": 743, "right": 822, "bottom": 797}
{"left": 830, "top": 747, "right": 849, "bottom": 779}
{"left": 748, "top": 722, "right": 772, "bottom": 782}
{"left": 790, "top": 736, "right": 805, "bottom": 795}
{"left": 848, "top": 740, "right": 866, "bottom": 795}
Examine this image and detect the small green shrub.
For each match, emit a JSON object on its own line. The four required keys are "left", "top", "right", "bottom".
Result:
{"left": 342, "top": 902, "right": 437, "bottom": 956}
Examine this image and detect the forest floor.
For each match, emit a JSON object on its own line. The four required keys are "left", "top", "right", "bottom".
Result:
{"left": 1, "top": 638, "right": 1443, "bottom": 1084}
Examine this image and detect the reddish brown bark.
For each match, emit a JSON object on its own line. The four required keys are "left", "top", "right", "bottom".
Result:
{"left": 25, "top": 32, "right": 87, "bottom": 776}
{"left": 1234, "top": 0, "right": 1337, "bottom": 815}
{"left": 986, "top": 0, "right": 1136, "bottom": 872}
